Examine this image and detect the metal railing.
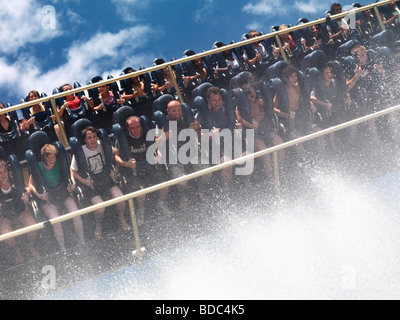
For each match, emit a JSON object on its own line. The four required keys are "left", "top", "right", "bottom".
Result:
{"left": 0, "top": 0, "right": 396, "bottom": 265}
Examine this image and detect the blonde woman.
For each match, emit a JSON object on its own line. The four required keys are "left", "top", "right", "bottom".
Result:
{"left": 28, "top": 144, "right": 85, "bottom": 251}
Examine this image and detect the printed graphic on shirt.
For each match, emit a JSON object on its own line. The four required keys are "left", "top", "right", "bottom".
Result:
{"left": 87, "top": 152, "right": 104, "bottom": 174}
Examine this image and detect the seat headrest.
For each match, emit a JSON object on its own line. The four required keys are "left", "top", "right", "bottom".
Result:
{"left": 90, "top": 75, "right": 103, "bottom": 83}
{"left": 183, "top": 49, "right": 196, "bottom": 57}
{"left": 297, "top": 17, "right": 309, "bottom": 24}
{"left": 28, "top": 131, "right": 51, "bottom": 160}
{"left": 270, "top": 25, "right": 279, "bottom": 33}
{"left": 70, "top": 118, "right": 93, "bottom": 144}
{"left": 336, "top": 39, "right": 360, "bottom": 61}
{"left": 0, "top": 146, "right": 6, "bottom": 161}
{"left": 241, "top": 33, "right": 249, "bottom": 41}
{"left": 370, "top": 29, "right": 396, "bottom": 50}
{"left": 153, "top": 58, "right": 166, "bottom": 66}
{"left": 267, "top": 60, "right": 290, "bottom": 79}
{"left": 212, "top": 41, "right": 225, "bottom": 49}
{"left": 192, "top": 82, "right": 213, "bottom": 100}
{"left": 153, "top": 94, "right": 175, "bottom": 114}
{"left": 229, "top": 71, "right": 254, "bottom": 92}
{"left": 121, "top": 67, "right": 135, "bottom": 75}
{"left": 377, "top": 46, "right": 395, "bottom": 68}
{"left": 342, "top": 56, "right": 358, "bottom": 78}
{"left": 301, "top": 50, "right": 327, "bottom": 71}
{"left": 113, "top": 106, "right": 135, "bottom": 127}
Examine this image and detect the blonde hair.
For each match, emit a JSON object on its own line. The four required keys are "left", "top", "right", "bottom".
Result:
{"left": 0, "top": 160, "right": 8, "bottom": 170}
{"left": 351, "top": 45, "right": 366, "bottom": 58}
{"left": 126, "top": 115, "right": 140, "bottom": 128}
{"left": 40, "top": 144, "right": 58, "bottom": 162}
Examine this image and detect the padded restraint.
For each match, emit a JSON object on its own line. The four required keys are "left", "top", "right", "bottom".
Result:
{"left": 8, "top": 154, "right": 25, "bottom": 194}
{"left": 69, "top": 118, "right": 113, "bottom": 176}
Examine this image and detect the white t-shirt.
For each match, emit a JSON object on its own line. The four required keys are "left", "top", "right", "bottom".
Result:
{"left": 327, "top": 18, "right": 350, "bottom": 33}
{"left": 243, "top": 43, "right": 268, "bottom": 60}
{"left": 394, "top": 8, "right": 400, "bottom": 23}
{"left": 226, "top": 58, "right": 240, "bottom": 70}
{"left": 70, "top": 140, "right": 106, "bottom": 175}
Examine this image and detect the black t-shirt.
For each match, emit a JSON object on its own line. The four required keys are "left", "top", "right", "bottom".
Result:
{"left": 0, "top": 118, "right": 13, "bottom": 134}
{"left": 126, "top": 131, "right": 147, "bottom": 163}
{"left": 349, "top": 62, "right": 382, "bottom": 107}
{"left": 0, "top": 184, "right": 25, "bottom": 220}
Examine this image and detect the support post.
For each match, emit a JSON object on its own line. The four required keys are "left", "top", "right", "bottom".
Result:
{"left": 128, "top": 198, "right": 145, "bottom": 266}
{"left": 49, "top": 98, "right": 69, "bottom": 148}
{"left": 273, "top": 151, "right": 283, "bottom": 206}
{"left": 374, "top": 6, "right": 386, "bottom": 31}
{"left": 168, "top": 65, "right": 185, "bottom": 103}
{"left": 275, "top": 35, "right": 289, "bottom": 63}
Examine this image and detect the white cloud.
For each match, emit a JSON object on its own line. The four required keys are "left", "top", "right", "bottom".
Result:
{"left": 194, "top": 0, "right": 214, "bottom": 24}
{"left": 243, "top": 0, "right": 331, "bottom": 18}
{"left": 0, "top": 25, "right": 153, "bottom": 101}
{"left": 243, "top": 0, "right": 286, "bottom": 16}
{"left": 110, "top": 0, "right": 152, "bottom": 22}
{"left": 0, "top": 0, "right": 62, "bottom": 55}
{"left": 242, "top": 0, "right": 332, "bottom": 31}
{"left": 294, "top": 0, "right": 331, "bottom": 15}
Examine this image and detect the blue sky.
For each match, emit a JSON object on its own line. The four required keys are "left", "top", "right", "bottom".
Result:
{"left": 0, "top": 0, "right": 374, "bottom": 106}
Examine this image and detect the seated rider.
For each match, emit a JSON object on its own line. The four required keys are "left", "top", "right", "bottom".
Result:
{"left": 151, "top": 65, "right": 179, "bottom": 95}
{"left": 236, "top": 83, "right": 284, "bottom": 178}
{"left": 114, "top": 115, "right": 172, "bottom": 221}
{"left": 0, "top": 102, "right": 16, "bottom": 138}
{"left": 273, "top": 65, "right": 323, "bottom": 154}
{"left": 198, "top": 86, "right": 250, "bottom": 190}
{"left": 82, "top": 82, "right": 124, "bottom": 113}
{"left": 310, "top": 66, "right": 346, "bottom": 149}
{"left": 121, "top": 68, "right": 147, "bottom": 103}
{"left": 182, "top": 58, "right": 208, "bottom": 86}
{"left": 156, "top": 100, "right": 212, "bottom": 207}
{"left": 20, "top": 90, "right": 45, "bottom": 133}
{"left": 53, "top": 84, "right": 86, "bottom": 147}
{"left": 0, "top": 160, "right": 39, "bottom": 263}
{"left": 28, "top": 144, "right": 85, "bottom": 251}
{"left": 346, "top": 45, "right": 382, "bottom": 143}
{"left": 70, "top": 126, "right": 130, "bottom": 239}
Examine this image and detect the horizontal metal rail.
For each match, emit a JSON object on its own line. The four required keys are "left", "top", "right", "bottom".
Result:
{"left": 0, "top": 0, "right": 393, "bottom": 116}
{"left": 1, "top": 101, "right": 400, "bottom": 243}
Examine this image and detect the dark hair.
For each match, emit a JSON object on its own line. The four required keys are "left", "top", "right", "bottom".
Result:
{"left": 82, "top": 126, "right": 97, "bottom": 140}
{"left": 282, "top": 65, "right": 299, "bottom": 81}
{"left": 311, "top": 23, "right": 323, "bottom": 35}
{"left": 60, "top": 84, "right": 72, "bottom": 92}
{"left": 241, "top": 83, "right": 255, "bottom": 95}
{"left": 206, "top": 87, "right": 221, "bottom": 99}
{"left": 126, "top": 67, "right": 137, "bottom": 74}
{"left": 242, "top": 83, "right": 263, "bottom": 101}
{"left": 330, "top": 3, "right": 342, "bottom": 13}
{"left": 28, "top": 90, "right": 40, "bottom": 101}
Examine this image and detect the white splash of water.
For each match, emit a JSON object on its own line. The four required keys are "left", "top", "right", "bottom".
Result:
{"left": 44, "top": 171, "right": 400, "bottom": 300}
{"left": 144, "top": 172, "right": 400, "bottom": 300}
